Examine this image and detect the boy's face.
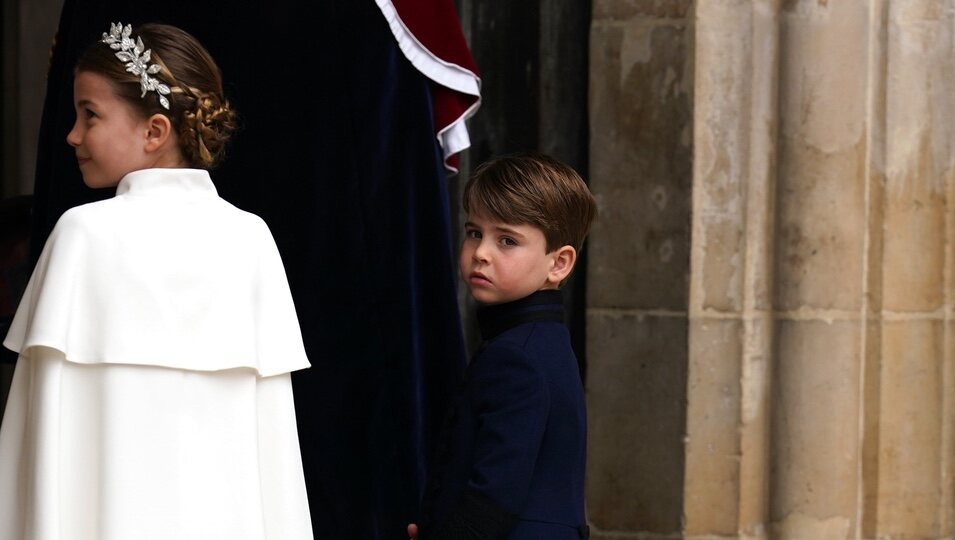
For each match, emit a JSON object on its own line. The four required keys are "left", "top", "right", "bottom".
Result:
{"left": 459, "top": 213, "right": 560, "bottom": 305}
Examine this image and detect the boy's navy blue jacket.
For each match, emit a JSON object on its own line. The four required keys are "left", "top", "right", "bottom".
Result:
{"left": 421, "top": 290, "right": 589, "bottom": 539}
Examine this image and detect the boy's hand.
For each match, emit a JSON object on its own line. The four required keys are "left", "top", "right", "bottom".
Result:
{"left": 407, "top": 523, "right": 420, "bottom": 539}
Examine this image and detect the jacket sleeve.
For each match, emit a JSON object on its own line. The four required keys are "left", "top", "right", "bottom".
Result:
{"left": 427, "top": 343, "right": 549, "bottom": 539}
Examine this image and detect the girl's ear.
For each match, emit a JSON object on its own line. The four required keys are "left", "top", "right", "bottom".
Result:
{"left": 547, "top": 245, "right": 577, "bottom": 286}
{"left": 143, "top": 113, "right": 174, "bottom": 153}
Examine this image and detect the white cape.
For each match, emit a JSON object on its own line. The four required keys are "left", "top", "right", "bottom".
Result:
{"left": 0, "top": 169, "right": 313, "bottom": 539}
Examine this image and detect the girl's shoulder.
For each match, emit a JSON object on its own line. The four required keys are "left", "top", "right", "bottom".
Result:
{"left": 49, "top": 198, "right": 122, "bottom": 239}
{"left": 209, "top": 199, "right": 275, "bottom": 239}
{"left": 46, "top": 194, "right": 277, "bottom": 259}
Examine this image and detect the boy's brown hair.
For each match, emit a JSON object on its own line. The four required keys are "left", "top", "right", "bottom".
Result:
{"left": 464, "top": 153, "right": 598, "bottom": 252}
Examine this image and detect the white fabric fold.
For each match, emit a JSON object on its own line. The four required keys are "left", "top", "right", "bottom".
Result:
{"left": 4, "top": 168, "right": 310, "bottom": 377}
{"left": 0, "top": 168, "right": 313, "bottom": 539}
{"left": 0, "top": 347, "right": 313, "bottom": 539}
{"left": 372, "top": 0, "right": 482, "bottom": 169}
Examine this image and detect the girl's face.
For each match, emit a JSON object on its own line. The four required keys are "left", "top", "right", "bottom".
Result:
{"left": 67, "top": 71, "right": 152, "bottom": 188}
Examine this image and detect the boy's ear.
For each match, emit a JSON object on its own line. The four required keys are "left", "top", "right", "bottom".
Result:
{"left": 547, "top": 245, "right": 577, "bottom": 286}
{"left": 143, "top": 113, "right": 174, "bottom": 153}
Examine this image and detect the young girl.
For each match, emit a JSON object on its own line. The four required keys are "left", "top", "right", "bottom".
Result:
{"left": 0, "top": 22, "right": 313, "bottom": 539}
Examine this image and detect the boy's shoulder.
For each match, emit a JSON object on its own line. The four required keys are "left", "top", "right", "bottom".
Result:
{"left": 486, "top": 310, "right": 571, "bottom": 347}
{"left": 467, "top": 323, "right": 581, "bottom": 411}
{"left": 473, "top": 320, "right": 574, "bottom": 375}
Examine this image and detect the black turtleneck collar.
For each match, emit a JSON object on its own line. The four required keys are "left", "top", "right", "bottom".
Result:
{"left": 476, "top": 289, "right": 565, "bottom": 342}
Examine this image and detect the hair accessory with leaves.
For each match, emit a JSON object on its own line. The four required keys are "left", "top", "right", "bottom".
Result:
{"left": 101, "top": 22, "right": 171, "bottom": 109}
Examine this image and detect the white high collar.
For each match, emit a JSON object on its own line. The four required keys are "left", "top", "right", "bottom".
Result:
{"left": 115, "top": 168, "right": 218, "bottom": 198}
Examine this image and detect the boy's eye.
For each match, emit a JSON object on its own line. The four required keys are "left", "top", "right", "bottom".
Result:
{"left": 465, "top": 229, "right": 481, "bottom": 239}
{"left": 85, "top": 109, "right": 97, "bottom": 119}
{"left": 500, "top": 237, "right": 517, "bottom": 247}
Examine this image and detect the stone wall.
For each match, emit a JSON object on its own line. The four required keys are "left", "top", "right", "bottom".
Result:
{"left": 587, "top": 1, "right": 955, "bottom": 538}
{"left": 587, "top": 0, "right": 694, "bottom": 536}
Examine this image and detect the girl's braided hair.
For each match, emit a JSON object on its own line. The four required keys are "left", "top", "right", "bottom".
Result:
{"left": 77, "top": 23, "right": 236, "bottom": 169}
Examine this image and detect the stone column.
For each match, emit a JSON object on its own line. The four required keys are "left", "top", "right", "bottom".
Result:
{"left": 870, "top": 1, "right": 955, "bottom": 537}
{"left": 686, "top": 1, "right": 779, "bottom": 538}
{"left": 682, "top": 1, "right": 955, "bottom": 539}
{"left": 769, "top": 1, "right": 874, "bottom": 538}
{"left": 589, "top": 0, "right": 955, "bottom": 539}
{"left": 586, "top": 1, "right": 693, "bottom": 537}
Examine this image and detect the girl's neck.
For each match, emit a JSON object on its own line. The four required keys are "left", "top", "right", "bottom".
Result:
{"left": 149, "top": 148, "right": 188, "bottom": 169}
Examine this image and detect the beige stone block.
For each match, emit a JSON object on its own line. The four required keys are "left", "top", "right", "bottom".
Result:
{"left": 770, "top": 320, "right": 861, "bottom": 538}
{"left": 770, "top": 512, "right": 851, "bottom": 540}
{"left": 586, "top": 311, "right": 687, "bottom": 533}
{"left": 943, "top": 320, "right": 955, "bottom": 537}
{"left": 692, "top": 0, "right": 778, "bottom": 315}
{"left": 882, "top": 190, "right": 946, "bottom": 311}
{"left": 774, "top": 139, "right": 866, "bottom": 311}
{"left": 875, "top": 320, "right": 944, "bottom": 537}
{"left": 692, "top": 53, "right": 745, "bottom": 313}
{"left": 949, "top": 167, "right": 955, "bottom": 316}
{"left": 593, "top": 0, "right": 692, "bottom": 21}
{"left": 695, "top": 218, "right": 745, "bottom": 313}
{"left": 774, "top": 1, "right": 870, "bottom": 311}
{"left": 861, "top": 320, "right": 882, "bottom": 539}
{"left": 865, "top": 170, "right": 886, "bottom": 316}
{"left": 684, "top": 318, "right": 742, "bottom": 536}
{"left": 779, "top": 2, "right": 870, "bottom": 152}
{"left": 884, "top": 2, "right": 955, "bottom": 185}
{"left": 737, "top": 316, "right": 773, "bottom": 535}
{"left": 745, "top": 193, "right": 777, "bottom": 314}
{"left": 881, "top": 0, "right": 953, "bottom": 312}
{"left": 950, "top": 172, "right": 955, "bottom": 320}
{"left": 589, "top": 20, "right": 692, "bottom": 310}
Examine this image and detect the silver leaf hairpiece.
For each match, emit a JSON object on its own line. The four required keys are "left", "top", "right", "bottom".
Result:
{"left": 101, "top": 22, "right": 171, "bottom": 109}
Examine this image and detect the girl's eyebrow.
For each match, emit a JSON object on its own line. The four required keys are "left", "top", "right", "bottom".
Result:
{"left": 76, "top": 98, "right": 94, "bottom": 107}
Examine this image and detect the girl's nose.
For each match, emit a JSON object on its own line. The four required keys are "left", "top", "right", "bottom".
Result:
{"left": 66, "top": 123, "right": 81, "bottom": 147}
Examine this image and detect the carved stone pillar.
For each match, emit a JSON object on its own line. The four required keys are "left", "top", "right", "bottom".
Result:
{"left": 588, "top": 1, "right": 955, "bottom": 538}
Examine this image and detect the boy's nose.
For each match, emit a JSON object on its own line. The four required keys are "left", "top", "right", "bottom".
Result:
{"left": 472, "top": 242, "right": 490, "bottom": 262}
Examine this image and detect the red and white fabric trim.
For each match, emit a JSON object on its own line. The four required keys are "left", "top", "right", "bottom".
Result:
{"left": 374, "top": 0, "right": 482, "bottom": 173}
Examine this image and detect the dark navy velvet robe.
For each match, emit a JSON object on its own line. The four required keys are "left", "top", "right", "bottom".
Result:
{"left": 29, "top": 2, "right": 464, "bottom": 538}
{"left": 421, "top": 290, "right": 588, "bottom": 539}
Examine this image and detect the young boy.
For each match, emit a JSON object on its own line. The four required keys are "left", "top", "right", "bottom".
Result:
{"left": 410, "top": 153, "right": 597, "bottom": 539}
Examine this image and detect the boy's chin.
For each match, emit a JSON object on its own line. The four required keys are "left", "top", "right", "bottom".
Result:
{"left": 467, "top": 287, "right": 501, "bottom": 306}
{"left": 468, "top": 287, "right": 535, "bottom": 306}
